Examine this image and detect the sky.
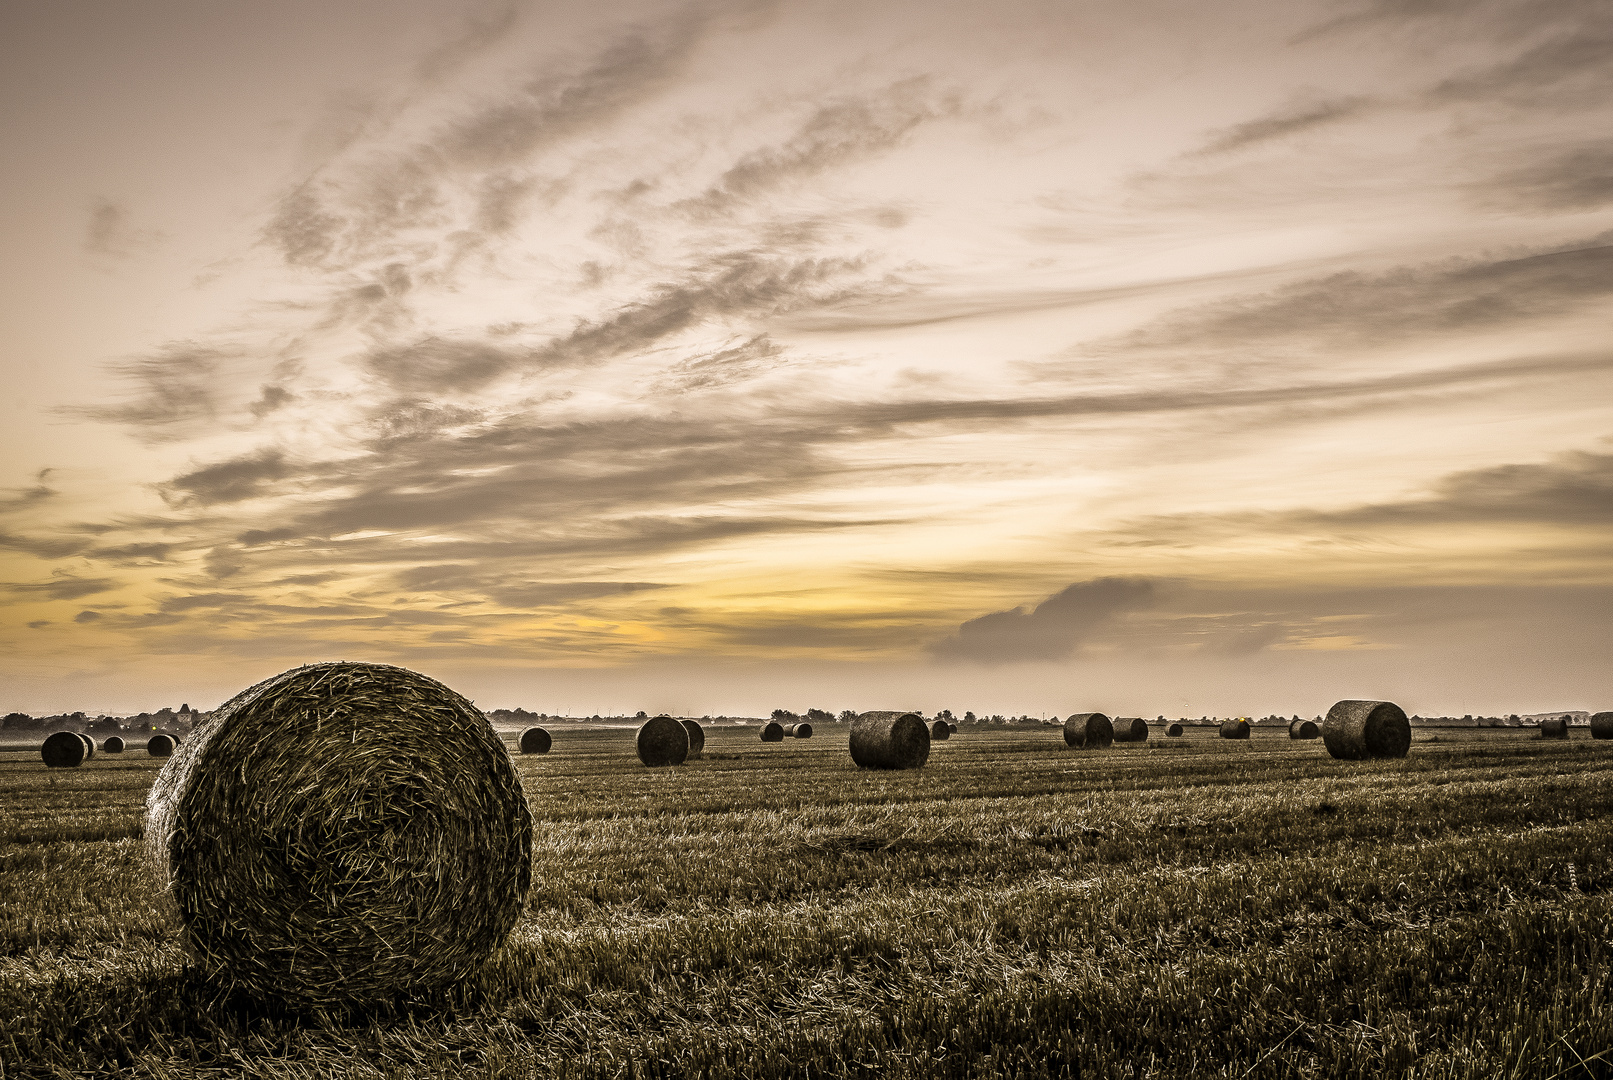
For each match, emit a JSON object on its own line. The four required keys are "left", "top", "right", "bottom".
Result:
{"left": 1, "top": 0, "right": 1609, "bottom": 718}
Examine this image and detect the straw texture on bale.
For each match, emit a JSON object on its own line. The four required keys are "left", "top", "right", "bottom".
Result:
{"left": 785, "top": 722, "right": 813, "bottom": 739}
{"left": 1289, "top": 719, "right": 1320, "bottom": 740}
{"left": 1063, "top": 713, "right": 1113, "bottom": 749}
{"left": 930, "top": 720, "right": 951, "bottom": 741}
{"left": 1219, "top": 719, "right": 1250, "bottom": 740}
{"left": 636, "top": 715, "right": 689, "bottom": 766}
{"left": 1166, "top": 723, "right": 1184, "bottom": 737}
{"left": 146, "top": 734, "right": 176, "bottom": 757}
{"left": 518, "top": 726, "right": 552, "bottom": 754}
{"left": 680, "top": 719, "right": 705, "bottom": 758}
{"left": 1321, "top": 699, "right": 1411, "bottom": 760}
{"left": 1593, "top": 712, "right": 1613, "bottom": 740}
{"left": 104, "top": 735, "right": 125, "bottom": 753}
{"left": 1112, "top": 717, "right": 1149, "bottom": 742}
{"left": 1539, "top": 716, "right": 1569, "bottom": 740}
{"left": 760, "top": 721, "right": 785, "bottom": 742}
{"left": 41, "top": 731, "right": 86, "bottom": 769}
{"left": 850, "top": 711, "right": 930, "bottom": 769}
{"left": 145, "top": 661, "right": 533, "bottom": 1009}
{"left": 77, "top": 732, "right": 95, "bottom": 759}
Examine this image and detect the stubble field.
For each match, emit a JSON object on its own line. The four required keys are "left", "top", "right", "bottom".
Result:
{"left": 2, "top": 725, "right": 1610, "bottom": 1079}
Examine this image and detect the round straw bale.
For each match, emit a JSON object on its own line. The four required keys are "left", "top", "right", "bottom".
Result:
{"left": 1321, "top": 699, "right": 1411, "bottom": 760}
{"left": 785, "top": 722, "right": 814, "bottom": 739}
{"left": 1289, "top": 719, "right": 1320, "bottom": 740}
{"left": 1166, "top": 722, "right": 1184, "bottom": 737}
{"left": 78, "top": 732, "right": 96, "bottom": 759}
{"left": 1219, "top": 719, "right": 1250, "bottom": 740}
{"left": 948, "top": 722, "right": 958, "bottom": 734}
{"left": 930, "top": 720, "right": 951, "bottom": 741}
{"left": 680, "top": 719, "right": 705, "bottom": 758}
{"left": 518, "top": 726, "right": 552, "bottom": 754}
{"left": 104, "top": 735, "right": 126, "bottom": 753}
{"left": 1592, "top": 712, "right": 1613, "bottom": 740}
{"left": 146, "top": 734, "right": 176, "bottom": 757}
{"left": 760, "top": 721, "right": 785, "bottom": 742}
{"left": 1112, "top": 717, "right": 1149, "bottom": 742}
{"left": 1063, "top": 713, "right": 1113, "bottom": 749}
{"left": 637, "top": 715, "right": 689, "bottom": 766}
{"left": 1539, "top": 716, "right": 1569, "bottom": 740}
{"left": 144, "top": 661, "right": 533, "bottom": 1009}
{"left": 850, "top": 711, "right": 929, "bottom": 769}
{"left": 41, "top": 731, "right": 87, "bottom": 768}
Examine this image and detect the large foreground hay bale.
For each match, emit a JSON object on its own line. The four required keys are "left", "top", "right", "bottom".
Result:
{"left": 785, "top": 722, "right": 813, "bottom": 739}
{"left": 1219, "top": 719, "right": 1250, "bottom": 740}
{"left": 1063, "top": 713, "right": 1113, "bottom": 749}
{"left": 850, "top": 711, "right": 930, "bottom": 770}
{"left": 1289, "top": 719, "right": 1320, "bottom": 740}
{"left": 1112, "top": 717, "right": 1149, "bottom": 742}
{"left": 1322, "top": 699, "right": 1411, "bottom": 760}
{"left": 518, "top": 726, "right": 552, "bottom": 754}
{"left": 146, "top": 734, "right": 176, "bottom": 757}
{"left": 637, "top": 715, "right": 689, "bottom": 766}
{"left": 1593, "top": 712, "right": 1613, "bottom": 740}
{"left": 145, "top": 661, "right": 533, "bottom": 1009}
{"left": 680, "top": 719, "right": 705, "bottom": 758}
{"left": 41, "top": 731, "right": 86, "bottom": 769}
{"left": 929, "top": 720, "right": 950, "bottom": 741}
{"left": 104, "top": 735, "right": 125, "bottom": 753}
{"left": 1166, "top": 722, "right": 1184, "bottom": 737}
{"left": 1539, "top": 716, "right": 1569, "bottom": 740}
{"left": 760, "top": 721, "right": 785, "bottom": 742}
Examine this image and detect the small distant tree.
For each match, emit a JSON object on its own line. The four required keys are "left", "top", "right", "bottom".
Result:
{"left": 964, "top": 711, "right": 976, "bottom": 723}
{"left": 838, "top": 709, "right": 856, "bottom": 722}
{"left": 771, "top": 708, "right": 800, "bottom": 722}
{"left": 635, "top": 710, "right": 648, "bottom": 719}
{"left": 805, "top": 708, "right": 833, "bottom": 723}
{"left": 2, "top": 712, "right": 31, "bottom": 729}
{"left": 936, "top": 709, "right": 954, "bottom": 722}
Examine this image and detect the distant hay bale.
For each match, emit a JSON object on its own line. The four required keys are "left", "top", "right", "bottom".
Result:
{"left": 680, "top": 719, "right": 705, "bottom": 758}
{"left": 948, "top": 722, "right": 958, "bottom": 734}
{"left": 517, "top": 726, "right": 552, "bottom": 754}
{"left": 78, "top": 733, "right": 95, "bottom": 759}
{"left": 637, "top": 715, "right": 689, "bottom": 766}
{"left": 930, "top": 720, "right": 950, "bottom": 741}
{"left": 1322, "top": 699, "right": 1411, "bottom": 760}
{"left": 1166, "top": 722, "right": 1184, "bottom": 737}
{"left": 1593, "top": 712, "right": 1613, "bottom": 740}
{"left": 1219, "top": 719, "right": 1250, "bottom": 740}
{"left": 760, "top": 721, "right": 785, "bottom": 742}
{"left": 41, "top": 731, "right": 87, "bottom": 769}
{"left": 1289, "top": 719, "right": 1320, "bottom": 740}
{"left": 146, "top": 734, "right": 176, "bottom": 757}
{"left": 104, "top": 735, "right": 125, "bottom": 753}
{"left": 850, "top": 711, "right": 930, "bottom": 770}
{"left": 1112, "top": 717, "right": 1149, "bottom": 742}
{"left": 785, "top": 722, "right": 813, "bottom": 739}
{"left": 1539, "top": 716, "right": 1569, "bottom": 740}
{"left": 144, "top": 661, "right": 533, "bottom": 1009}
{"left": 1063, "top": 713, "right": 1113, "bottom": 749}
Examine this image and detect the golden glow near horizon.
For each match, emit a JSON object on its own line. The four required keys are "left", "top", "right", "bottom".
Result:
{"left": 1, "top": 0, "right": 1610, "bottom": 715}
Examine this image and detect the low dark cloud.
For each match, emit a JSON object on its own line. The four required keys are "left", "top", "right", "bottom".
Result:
{"left": 677, "top": 78, "right": 954, "bottom": 216}
{"left": 654, "top": 334, "right": 785, "bottom": 392}
{"left": 74, "top": 610, "right": 103, "bottom": 624}
{"left": 8, "top": 576, "right": 121, "bottom": 601}
{"left": 1190, "top": 96, "right": 1374, "bottom": 157}
{"left": 1432, "top": 24, "right": 1613, "bottom": 107}
{"left": 1100, "top": 238, "right": 1613, "bottom": 358}
{"left": 929, "top": 578, "right": 1156, "bottom": 664}
{"left": 84, "top": 198, "right": 161, "bottom": 258}
{"left": 1483, "top": 143, "right": 1613, "bottom": 213}
{"left": 71, "top": 343, "right": 231, "bottom": 433}
{"left": 87, "top": 542, "right": 172, "bottom": 564}
{"left": 160, "top": 449, "right": 290, "bottom": 506}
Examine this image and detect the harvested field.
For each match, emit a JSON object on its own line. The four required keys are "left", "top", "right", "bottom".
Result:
{"left": 4, "top": 725, "right": 1613, "bottom": 1078}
